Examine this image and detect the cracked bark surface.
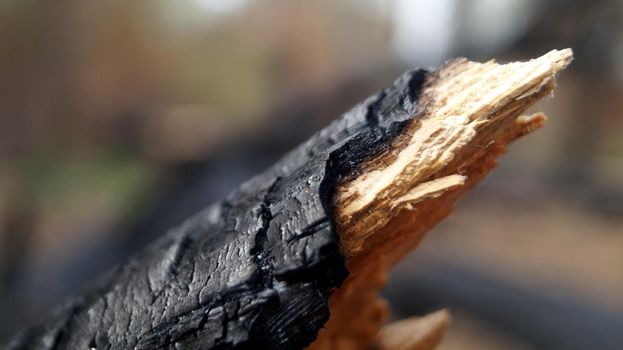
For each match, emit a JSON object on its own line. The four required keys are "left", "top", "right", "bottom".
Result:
{"left": 4, "top": 67, "right": 429, "bottom": 350}
{"left": 3, "top": 50, "right": 572, "bottom": 350}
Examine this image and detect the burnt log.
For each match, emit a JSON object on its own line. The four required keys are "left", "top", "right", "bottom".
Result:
{"left": 3, "top": 49, "right": 572, "bottom": 350}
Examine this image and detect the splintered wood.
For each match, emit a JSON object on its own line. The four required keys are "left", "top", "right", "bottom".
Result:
{"left": 376, "top": 310, "right": 451, "bottom": 350}
{"left": 308, "top": 49, "right": 573, "bottom": 349}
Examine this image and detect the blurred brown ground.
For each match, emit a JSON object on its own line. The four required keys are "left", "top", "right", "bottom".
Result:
{"left": 1, "top": 0, "right": 622, "bottom": 348}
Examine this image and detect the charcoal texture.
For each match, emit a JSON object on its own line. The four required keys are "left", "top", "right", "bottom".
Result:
{"left": 4, "top": 69, "right": 427, "bottom": 350}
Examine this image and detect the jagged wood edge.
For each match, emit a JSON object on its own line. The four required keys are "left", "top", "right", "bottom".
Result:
{"left": 309, "top": 49, "right": 572, "bottom": 350}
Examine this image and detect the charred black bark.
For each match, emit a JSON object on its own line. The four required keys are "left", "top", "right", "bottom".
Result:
{"left": 3, "top": 69, "right": 428, "bottom": 350}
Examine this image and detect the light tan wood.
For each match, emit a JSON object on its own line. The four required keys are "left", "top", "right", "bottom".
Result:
{"left": 308, "top": 49, "right": 572, "bottom": 350}
{"left": 337, "top": 49, "right": 572, "bottom": 256}
{"left": 377, "top": 310, "right": 452, "bottom": 350}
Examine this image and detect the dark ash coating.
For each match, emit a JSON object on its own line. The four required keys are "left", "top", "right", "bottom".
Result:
{"left": 3, "top": 69, "right": 428, "bottom": 350}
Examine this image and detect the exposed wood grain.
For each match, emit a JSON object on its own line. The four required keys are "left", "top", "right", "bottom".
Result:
{"left": 309, "top": 49, "right": 572, "bottom": 350}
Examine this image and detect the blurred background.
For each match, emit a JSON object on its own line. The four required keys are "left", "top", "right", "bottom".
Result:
{"left": 0, "top": 0, "right": 622, "bottom": 348}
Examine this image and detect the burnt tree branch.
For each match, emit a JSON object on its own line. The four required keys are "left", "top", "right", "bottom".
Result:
{"left": 4, "top": 69, "right": 430, "bottom": 350}
{"left": 3, "top": 49, "right": 573, "bottom": 350}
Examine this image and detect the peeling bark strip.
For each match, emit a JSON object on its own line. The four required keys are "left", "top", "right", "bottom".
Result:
{"left": 4, "top": 50, "right": 572, "bottom": 350}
